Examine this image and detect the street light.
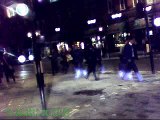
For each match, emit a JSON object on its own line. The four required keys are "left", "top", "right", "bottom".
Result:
{"left": 149, "top": 30, "right": 153, "bottom": 36}
{"left": 18, "top": 55, "right": 26, "bottom": 63}
{"left": 99, "top": 27, "right": 103, "bottom": 32}
{"left": 145, "top": 6, "right": 152, "bottom": 12}
{"left": 15, "top": 3, "right": 29, "bottom": 16}
{"left": 35, "top": 31, "right": 41, "bottom": 36}
{"left": 154, "top": 17, "right": 160, "bottom": 27}
{"left": 28, "top": 54, "right": 34, "bottom": 61}
{"left": 144, "top": 5, "right": 155, "bottom": 74}
{"left": 27, "top": 32, "right": 32, "bottom": 38}
{"left": 55, "top": 27, "right": 60, "bottom": 32}
{"left": 14, "top": 3, "right": 47, "bottom": 110}
{"left": 38, "top": 0, "right": 43, "bottom": 2}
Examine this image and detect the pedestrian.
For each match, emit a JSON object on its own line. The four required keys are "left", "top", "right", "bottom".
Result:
{"left": 121, "top": 38, "right": 143, "bottom": 81}
{"left": 3, "top": 54, "right": 16, "bottom": 83}
{"left": 51, "top": 49, "right": 59, "bottom": 75}
{"left": 142, "top": 37, "right": 147, "bottom": 56}
{"left": 72, "top": 46, "right": 84, "bottom": 78}
{"left": 95, "top": 45, "right": 103, "bottom": 73}
{"left": 85, "top": 44, "right": 99, "bottom": 80}
{"left": 60, "top": 50, "right": 69, "bottom": 74}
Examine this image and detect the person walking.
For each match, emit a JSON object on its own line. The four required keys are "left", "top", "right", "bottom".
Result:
{"left": 51, "top": 49, "right": 59, "bottom": 75}
{"left": 3, "top": 54, "right": 16, "bottom": 83}
{"left": 95, "top": 45, "right": 103, "bottom": 73}
{"left": 60, "top": 50, "right": 69, "bottom": 74}
{"left": 121, "top": 38, "right": 143, "bottom": 81}
{"left": 72, "top": 46, "right": 84, "bottom": 78}
{"left": 85, "top": 44, "right": 99, "bottom": 80}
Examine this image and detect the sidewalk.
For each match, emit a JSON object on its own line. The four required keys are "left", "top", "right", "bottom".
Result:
{"left": 0, "top": 72, "right": 160, "bottom": 119}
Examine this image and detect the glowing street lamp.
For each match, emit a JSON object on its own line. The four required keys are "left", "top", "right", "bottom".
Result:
{"left": 28, "top": 55, "right": 34, "bottom": 61}
{"left": 27, "top": 32, "right": 32, "bottom": 38}
{"left": 154, "top": 17, "right": 160, "bottom": 27}
{"left": 38, "top": 0, "right": 43, "bottom": 2}
{"left": 145, "top": 6, "right": 152, "bottom": 12}
{"left": 16, "top": 3, "right": 29, "bottom": 16}
{"left": 35, "top": 31, "right": 41, "bottom": 36}
{"left": 55, "top": 28, "right": 60, "bottom": 32}
{"left": 149, "top": 30, "right": 153, "bottom": 36}
{"left": 18, "top": 55, "right": 26, "bottom": 63}
{"left": 99, "top": 27, "right": 103, "bottom": 32}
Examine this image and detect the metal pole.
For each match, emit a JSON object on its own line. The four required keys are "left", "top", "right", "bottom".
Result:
{"left": 145, "top": 10, "right": 155, "bottom": 74}
{"left": 31, "top": 0, "right": 47, "bottom": 110}
{"left": 33, "top": 34, "right": 47, "bottom": 110}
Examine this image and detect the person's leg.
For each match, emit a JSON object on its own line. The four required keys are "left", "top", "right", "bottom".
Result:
{"left": 93, "top": 65, "right": 98, "bottom": 80}
{"left": 123, "top": 62, "right": 133, "bottom": 80}
{"left": 86, "top": 66, "right": 91, "bottom": 79}
{"left": 51, "top": 61, "right": 55, "bottom": 75}
{"left": 5, "top": 73, "right": 10, "bottom": 83}
{"left": 132, "top": 62, "right": 143, "bottom": 81}
{"left": 12, "top": 75, "right": 16, "bottom": 83}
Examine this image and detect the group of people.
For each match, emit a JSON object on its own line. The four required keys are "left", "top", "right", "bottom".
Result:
{"left": 50, "top": 44, "right": 103, "bottom": 80}
{"left": 0, "top": 51, "right": 16, "bottom": 84}
{"left": 50, "top": 37, "right": 143, "bottom": 82}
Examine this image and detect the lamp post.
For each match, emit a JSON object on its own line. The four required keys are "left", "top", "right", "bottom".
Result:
{"left": 144, "top": 6, "right": 155, "bottom": 74}
{"left": 16, "top": 2, "right": 47, "bottom": 110}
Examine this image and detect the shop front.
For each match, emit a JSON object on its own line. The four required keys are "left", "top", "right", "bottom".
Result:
{"left": 107, "top": 22, "right": 129, "bottom": 52}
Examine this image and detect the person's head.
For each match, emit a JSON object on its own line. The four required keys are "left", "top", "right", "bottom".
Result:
{"left": 129, "top": 39, "right": 136, "bottom": 44}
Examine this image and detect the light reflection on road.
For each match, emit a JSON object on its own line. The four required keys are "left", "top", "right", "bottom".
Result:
{"left": 15, "top": 64, "right": 35, "bottom": 80}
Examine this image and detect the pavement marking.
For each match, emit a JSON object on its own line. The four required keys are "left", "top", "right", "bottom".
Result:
{"left": 69, "top": 109, "right": 79, "bottom": 117}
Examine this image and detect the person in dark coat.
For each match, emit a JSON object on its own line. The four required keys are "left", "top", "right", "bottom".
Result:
{"left": 51, "top": 49, "right": 59, "bottom": 75}
{"left": 72, "top": 46, "right": 84, "bottom": 70}
{"left": 85, "top": 44, "right": 99, "bottom": 80}
{"left": 95, "top": 46, "right": 102, "bottom": 72}
{"left": 3, "top": 54, "right": 16, "bottom": 83}
{"left": 121, "top": 38, "right": 143, "bottom": 81}
{"left": 60, "top": 50, "right": 69, "bottom": 74}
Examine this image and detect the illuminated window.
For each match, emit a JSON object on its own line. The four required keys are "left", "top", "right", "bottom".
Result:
{"left": 146, "top": 0, "right": 153, "bottom": 5}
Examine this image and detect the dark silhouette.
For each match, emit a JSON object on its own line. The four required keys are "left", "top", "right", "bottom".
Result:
{"left": 60, "top": 50, "right": 69, "bottom": 74}
{"left": 120, "top": 38, "right": 143, "bottom": 81}
{"left": 85, "top": 44, "right": 99, "bottom": 80}
{"left": 0, "top": 52, "right": 16, "bottom": 83}
{"left": 51, "top": 49, "right": 59, "bottom": 75}
{"left": 72, "top": 46, "right": 84, "bottom": 70}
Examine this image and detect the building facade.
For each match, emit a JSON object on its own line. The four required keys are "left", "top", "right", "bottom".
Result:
{"left": 106, "top": 0, "right": 160, "bottom": 52}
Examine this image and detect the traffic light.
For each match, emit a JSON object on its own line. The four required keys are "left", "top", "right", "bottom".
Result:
{"left": 136, "top": 2, "right": 145, "bottom": 18}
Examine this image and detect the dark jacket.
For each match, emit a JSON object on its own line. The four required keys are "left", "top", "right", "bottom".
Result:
{"left": 85, "top": 46, "right": 97, "bottom": 66}
{"left": 122, "top": 43, "right": 138, "bottom": 62}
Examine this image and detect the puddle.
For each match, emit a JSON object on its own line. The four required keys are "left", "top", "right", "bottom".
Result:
{"left": 73, "top": 89, "right": 103, "bottom": 96}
